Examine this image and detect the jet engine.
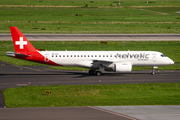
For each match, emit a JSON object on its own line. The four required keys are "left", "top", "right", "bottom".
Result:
{"left": 114, "top": 62, "right": 132, "bottom": 73}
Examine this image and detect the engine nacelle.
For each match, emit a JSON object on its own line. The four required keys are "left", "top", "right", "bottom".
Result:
{"left": 114, "top": 62, "right": 132, "bottom": 73}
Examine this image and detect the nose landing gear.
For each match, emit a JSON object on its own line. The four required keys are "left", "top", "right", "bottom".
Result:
{"left": 95, "top": 71, "right": 102, "bottom": 76}
{"left": 151, "top": 66, "right": 158, "bottom": 75}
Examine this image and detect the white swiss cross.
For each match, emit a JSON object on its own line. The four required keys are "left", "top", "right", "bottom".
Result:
{"left": 15, "top": 37, "right": 27, "bottom": 49}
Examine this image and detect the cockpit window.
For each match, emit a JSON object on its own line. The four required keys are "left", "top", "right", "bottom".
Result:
{"left": 161, "top": 54, "right": 166, "bottom": 57}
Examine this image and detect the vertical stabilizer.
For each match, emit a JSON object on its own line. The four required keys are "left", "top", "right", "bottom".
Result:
{"left": 10, "top": 26, "right": 37, "bottom": 54}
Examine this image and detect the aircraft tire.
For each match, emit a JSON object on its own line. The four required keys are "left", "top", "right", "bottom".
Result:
{"left": 95, "top": 71, "right": 101, "bottom": 76}
{"left": 151, "top": 72, "right": 155, "bottom": 75}
{"left": 89, "top": 70, "right": 94, "bottom": 75}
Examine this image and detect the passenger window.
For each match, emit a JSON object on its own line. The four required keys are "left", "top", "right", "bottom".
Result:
{"left": 55, "top": 53, "right": 58, "bottom": 57}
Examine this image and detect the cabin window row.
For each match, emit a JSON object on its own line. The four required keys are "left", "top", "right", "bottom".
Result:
{"left": 52, "top": 54, "right": 115, "bottom": 58}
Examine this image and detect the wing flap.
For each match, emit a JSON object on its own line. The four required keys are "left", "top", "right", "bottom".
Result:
{"left": 92, "top": 59, "right": 113, "bottom": 64}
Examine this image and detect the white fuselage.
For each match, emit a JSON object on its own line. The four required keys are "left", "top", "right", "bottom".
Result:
{"left": 39, "top": 51, "right": 174, "bottom": 69}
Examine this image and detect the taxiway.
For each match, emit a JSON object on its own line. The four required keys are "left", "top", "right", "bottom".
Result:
{"left": 0, "top": 61, "right": 180, "bottom": 120}
{"left": 0, "top": 61, "right": 180, "bottom": 91}
{"left": 0, "top": 34, "right": 180, "bottom": 41}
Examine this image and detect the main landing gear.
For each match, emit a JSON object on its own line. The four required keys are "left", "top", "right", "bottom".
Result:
{"left": 89, "top": 70, "right": 102, "bottom": 76}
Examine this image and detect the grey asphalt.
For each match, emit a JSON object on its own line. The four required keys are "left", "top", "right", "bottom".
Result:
{"left": 0, "top": 34, "right": 180, "bottom": 41}
{"left": 1, "top": 61, "right": 180, "bottom": 92}
{"left": 0, "top": 107, "right": 134, "bottom": 120}
{"left": 0, "top": 61, "right": 180, "bottom": 120}
{"left": 97, "top": 106, "right": 180, "bottom": 120}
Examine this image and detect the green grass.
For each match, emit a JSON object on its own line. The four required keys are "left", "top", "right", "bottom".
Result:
{"left": 0, "top": 0, "right": 180, "bottom": 33}
{"left": 3, "top": 83, "right": 180, "bottom": 108}
{"left": 142, "top": 7, "right": 180, "bottom": 14}
{"left": 2, "top": 7, "right": 177, "bottom": 22}
{"left": 49, "top": 66, "right": 89, "bottom": 71}
{"left": 1, "top": 23, "right": 180, "bottom": 34}
{"left": 1, "top": 0, "right": 180, "bottom": 6}
{"left": 1, "top": 41, "right": 179, "bottom": 70}
{"left": 1, "top": 7, "right": 179, "bottom": 22}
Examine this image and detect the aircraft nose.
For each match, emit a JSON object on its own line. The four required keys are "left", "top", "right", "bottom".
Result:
{"left": 169, "top": 58, "right": 174, "bottom": 65}
{"left": 171, "top": 60, "right": 174, "bottom": 64}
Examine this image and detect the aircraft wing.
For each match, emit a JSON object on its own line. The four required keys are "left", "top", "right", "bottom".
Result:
{"left": 92, "top": 59, "right": 113, "bottom": 64}
{"left": 76, "top": 59, "right": 113, "bottom": 68}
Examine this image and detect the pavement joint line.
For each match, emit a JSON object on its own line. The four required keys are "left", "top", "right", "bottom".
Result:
{"left": 0, "top": 61, "right": 42, "bottom": 72}
{"left": 11, "top": 64, "right": 42, "bottom": 72}
{"left": 87, "top": 106, "right": 138, "bottom": 120}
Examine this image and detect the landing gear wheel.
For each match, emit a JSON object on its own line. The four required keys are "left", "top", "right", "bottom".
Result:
{"left": 89, "top": 70, "right": 94, "bottom": 75}
{"left": 151, "top": 71, "right": 155, "bottom": 75}
{"left": 151, "top": 66, "right": 156, "bottom": 75}
{"left": 95, "top": 71, "right": 101, "bottom": 76}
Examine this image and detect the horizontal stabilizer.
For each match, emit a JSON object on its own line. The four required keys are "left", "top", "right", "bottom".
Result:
{"left": 6, "top": 52, "right": 28, "bottom": 57}
{"left": 6, "top": 52, "right": 15, "bottom": 57}
{"left": 15, "top": 53, "right": 29, "bottom": 57}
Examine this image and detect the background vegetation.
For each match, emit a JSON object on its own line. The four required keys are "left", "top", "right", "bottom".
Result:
{"left": 0, "top": 0, "right": 180, "bottom": 33}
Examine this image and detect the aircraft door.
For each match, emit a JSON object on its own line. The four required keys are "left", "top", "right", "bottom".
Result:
{"left": 152, "top": 54, "right": 157, "bottom": 62}
{"left": 109, "top": 53, "right": 113, "bottom": 60}
{"left": 44, "top": 53, "right": 49, "bottom": 62}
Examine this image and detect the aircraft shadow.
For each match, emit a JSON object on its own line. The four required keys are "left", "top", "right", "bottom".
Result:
{"left": 0, "top": 71, "right": 153, "bottom": 78}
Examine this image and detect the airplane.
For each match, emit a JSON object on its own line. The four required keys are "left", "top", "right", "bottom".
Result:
{"left": 7, "top": 26, "right": 174, "bottom": 76}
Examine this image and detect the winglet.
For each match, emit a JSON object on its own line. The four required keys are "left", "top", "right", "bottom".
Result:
{"left": 10, "top": 26, "right": 37, "bottom": 54}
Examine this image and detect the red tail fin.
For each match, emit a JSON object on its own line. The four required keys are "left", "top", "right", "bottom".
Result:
{"left": 10, "top": 26, "right": 37, "bottom": 54}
